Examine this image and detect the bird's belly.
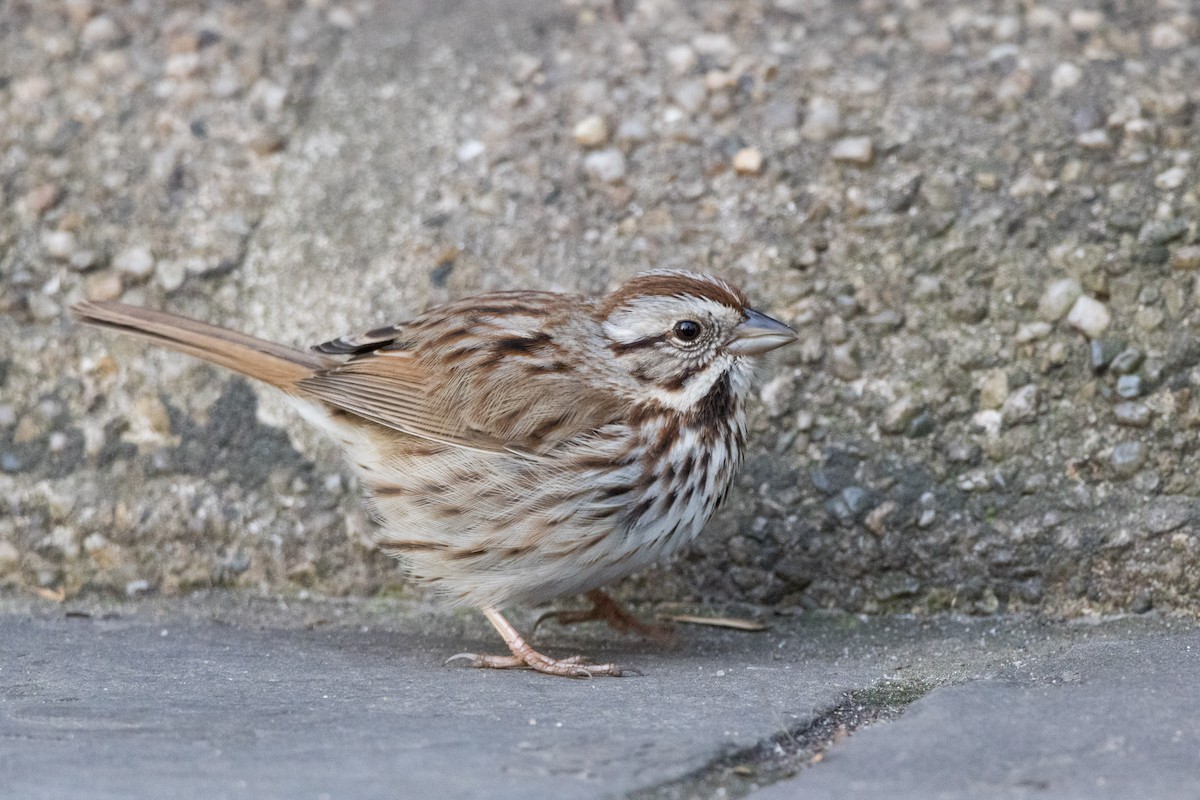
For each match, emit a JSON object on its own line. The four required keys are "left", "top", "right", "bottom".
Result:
{"left": 349, "top": 419, "right": 742, "bottom": 609}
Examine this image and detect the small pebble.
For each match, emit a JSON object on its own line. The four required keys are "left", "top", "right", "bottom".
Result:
{"left": 830, "top": 136, "right": 874, "bottom": 165}
{"left": 1051, "top": 63, "right": 1082, "bottom": 91}
{"left": 156, "top": 260, "right": 187, "bottom": 292}
{"left": 125, "top": 579, "right": 152, "bottom": 598}
{"left": 1110, "top": 441, "right": 1144, "bottom": 477}
{"left": 978, "top": 370, "right": 1009, "bottom": 410}
{"left": 880, "top": 396, "right": 922, "bottom": 434}
{"left": 25, "top": 183, "right": 62, "bottom": 216}
{"left": 455, "top": 140, "right": 484, "bottom": 162}
{"left": 691, "top": 33, "right": 736, "bottom": 63}
{"left": 830, "top": 344, "right": 861, "bottom": 381}
{"left": 615, "top": 118, "right": 649, "bottom": 146}
{"left": 1002, "top": 384, "right": 1039, "bottom": 425}
{"left": 42, "top": 230, "right": 77, "bottom": 260}
{"left": 732, "top": 147, "right": 764, "bottom": 175}
{"left": 572, "top": 115, "right": 608, "bottom": 147}
{"left": 114, "top": 246, "right": 155, "bottom": 278}
{"left": 1149, "top": 22, "right": 1187, "bottom": 49}
{"left": 1114, "top": 402, "right": 1151, "bottom": 427}
{"left": 801, "top": 96, "right": 842, "bottom": 140}
{"left": 69, "top": 250, "right": 96, "bottom": 271}
{"left": 1076, "top": 130, "right": 1110, "bottom": 149}
{"left": 583, "top": 149, "right": 626, "bottom": 184}
{"left": 1014, "top": 321, "right": 1052, "bottom": 343}
{"left": 327, "top": 6, "right": 356, "bottom": 29}
{"left": 1109, "top": 348, "right": 1144, "bottom": 375}
{"left": 84, "top": 270, "right": 123, "bottom": 301}
{"left": 81, "top": 14, "right": 121, "bottom": 47}
{"left": 672, "top": 80, "right": 707, "bottom": 115}
{"left": 1154, "top": 166, "right": 1187, "bottom": 191}
{"left": 28, "top": 293, "right": 60, "bottom": 322}
{"left": 1135, "top": 306, "right": 1164, "bottom": 331}
{"left": 1038, "top": 278, "right": 1082, "bottom": 321}
{"left": 1170, "top": 246, "right": 1200, "bottom": 271}
{"left": 1068, "top": 9, "right": 1105, "bottom": 32}
{"left": 759, "top": 373, "right": 795, "bottom": 417}
{"left": 1140, "top": 219, "right": 1189, "bottom": 246}
{"left": 665, "top": 44, "right": 698, "bottom": 75}
{"left": 1115, "top": 374, "right": 1142, "bottom": 399}
{"left": 1066, "top": 295, "right": 1111, "bottom": 338}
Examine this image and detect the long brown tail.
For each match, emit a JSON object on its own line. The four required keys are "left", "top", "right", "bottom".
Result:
{"left": 71, "top": 301, "right": 330, "bottom": 391}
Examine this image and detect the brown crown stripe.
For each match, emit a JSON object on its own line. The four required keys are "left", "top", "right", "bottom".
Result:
{"left": 601, "top": 272, "right": 748, "bottom": 313}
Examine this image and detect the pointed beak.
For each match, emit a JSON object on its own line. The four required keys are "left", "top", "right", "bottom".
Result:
{"left": 726, "top": 308, "right": 798, "bottom": 356}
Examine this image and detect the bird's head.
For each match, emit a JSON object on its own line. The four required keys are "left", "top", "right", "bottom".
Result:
{"left": 598, "top": 270, "right": 797, "bottom": 412}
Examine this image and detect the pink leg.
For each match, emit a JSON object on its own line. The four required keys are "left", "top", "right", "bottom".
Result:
{"left": 445, "top": 607, "right": 632, "bottom": 678}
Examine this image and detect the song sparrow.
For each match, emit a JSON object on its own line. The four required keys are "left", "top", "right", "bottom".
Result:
{"left": 73, "top": 270, "right": 797, "bottom": 677}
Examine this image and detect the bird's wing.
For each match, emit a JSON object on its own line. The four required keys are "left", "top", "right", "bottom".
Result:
{"left": 296, "top": 293, "right": 625, "bottom": 454}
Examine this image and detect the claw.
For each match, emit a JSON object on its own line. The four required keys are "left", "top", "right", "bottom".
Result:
{"left": 531, "top": 589, "right": 679, "bottom": 648}
{"left": 445, "top": 607, "right": 634, "bottom": 678}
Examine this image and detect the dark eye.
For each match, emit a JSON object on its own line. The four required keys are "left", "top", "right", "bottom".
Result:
{"left": 672, "top": 319, "right": 702, "bottom": 342}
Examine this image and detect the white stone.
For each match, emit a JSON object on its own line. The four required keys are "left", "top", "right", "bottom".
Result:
{"left": 583, "top": 149, "right": 626, "bottom": 184}
{"left": 572, "top": 115, "right": 608, "bottom": 147}
{"left": 1015, "top": 321, "right": 1052, "bottom": 343}
{"left": 691, "top": 33, "right": 736, "bottom": 63}
{"left": 28, "top": 293, "right": 60, "bottom": 322}
{"left": 1155, "top": 166, "right": 1187, "bottom": 191}
{"left": 1038, "top": 278, "right": 1082, "bottom": 321}
{"left": 81, "top": 15, "right": 120, "bottom": 46}
{"left": 672, "top": 79, "right": 707, "bottom": 114}
{"left": 1076, "top": 129, "right": 1110, "bottom": 149}
{"left": 759, "top": 373, "right": 795, "bottom": 417}
{"left": 41, "top": 230, "right": 76, "bottom": 260}
{"left": 665, "top": 44, "right": 697, "bottom": 75}
{"left": 1051, "top": 62, "right": 1082, "bottom": 91}
{"left": 830, "top": 136, "right": 874, "bottom": 165}
{"left": 114, "top": 246, "right": 155, "bottom": 278}
{"left": 1149, "top": 22, "right": 1187, "bottom": 49}
{"left": 1002, "top": 384, "right": 1040, "bottom": 424}
{"left": 83, "top": 533, "right": 110, "bottom": 553}
{"left": 1066, "top": 295, "right": 1111, "bottom": 338}
{"left": 156, "top": 259, "right": 187, "bottom": 292}
{"left": 615, "top": 118, "right": 650, "bottom": 145}
{"left": 456, "top": 140, "right": 485, "bottom": 162}
{"left": 801, "top": 96, "right": 841, "bottom": 140}
{"left": 1067, "top": 9, "right": 1104, "bottom": 32}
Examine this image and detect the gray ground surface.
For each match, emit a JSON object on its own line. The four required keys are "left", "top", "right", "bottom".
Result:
{"left": 1, "top": 594, "right": 1197, "bottom": 800}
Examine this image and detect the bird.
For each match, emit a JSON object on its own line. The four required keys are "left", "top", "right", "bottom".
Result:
{"left": 72, "top": 269, "right": 797, "bottom": 677}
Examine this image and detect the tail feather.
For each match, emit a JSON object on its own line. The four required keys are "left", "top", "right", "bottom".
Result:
{"left": 71, "top": 301, "right": 329, "bottom": 390}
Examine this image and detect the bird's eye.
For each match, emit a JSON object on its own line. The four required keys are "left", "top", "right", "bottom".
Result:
{"left": 672, "top": 319, "right": 702, "bottom": 342}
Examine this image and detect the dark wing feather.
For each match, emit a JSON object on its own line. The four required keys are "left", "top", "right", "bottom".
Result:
{"left": 313, "top": 324, "right": 404, "bottom": 356}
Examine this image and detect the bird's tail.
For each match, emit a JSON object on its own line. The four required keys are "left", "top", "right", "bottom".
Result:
{"left": 71, "top": 301, "right": 329, "bottom": 390}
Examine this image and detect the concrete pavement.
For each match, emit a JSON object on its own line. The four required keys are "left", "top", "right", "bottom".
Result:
{"left": 1, "top": 595, "right": 1196, "bottom": 799}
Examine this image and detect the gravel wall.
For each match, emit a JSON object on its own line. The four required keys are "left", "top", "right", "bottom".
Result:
{"left": 3, "top": 0, "right": 1200, "bottom": 615}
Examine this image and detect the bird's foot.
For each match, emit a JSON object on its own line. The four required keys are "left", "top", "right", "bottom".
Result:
{"left": 532, "top": 589, "right": 679, "bottom": 647}
{"left": 445, "top": 606, "right": 637, "bottom": 678}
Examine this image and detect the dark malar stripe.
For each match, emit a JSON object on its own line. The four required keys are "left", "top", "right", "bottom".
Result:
{"left": 690, "top": 373, "right": 735, "bottom": 440}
